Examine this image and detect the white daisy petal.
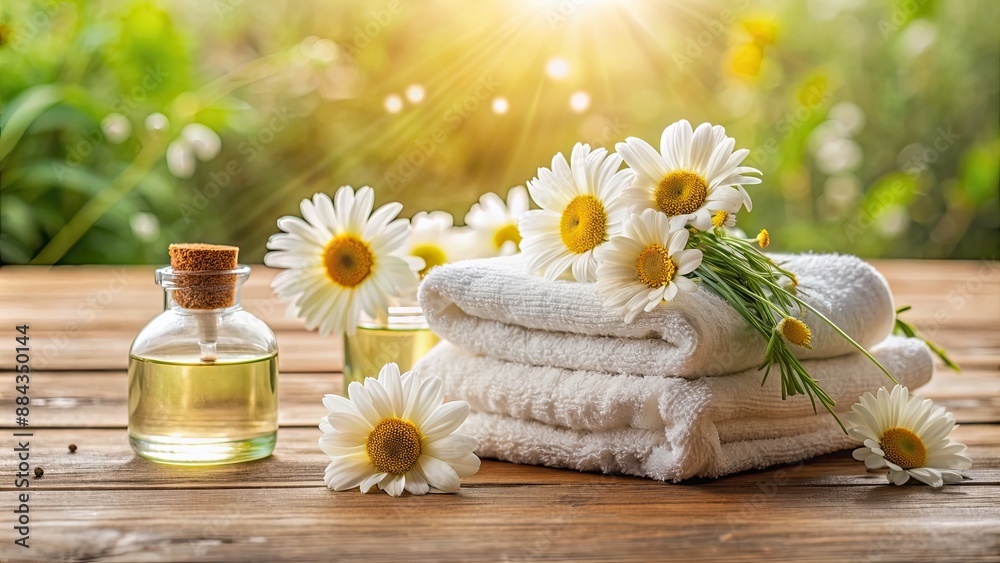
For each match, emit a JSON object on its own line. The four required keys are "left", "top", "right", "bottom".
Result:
{"left": 940, "top": 470, "right": 965, "bottom": 484}
{"left": 663, "top": 119, "right": 693, "bottom": 170}
{"left": 673, "top": 275, "right": 697, "bottom": 293}
{"left": 907, "top": 467, "right": 944, "bottom": 488}
{"left": 618, "top": 138, "right": 667, "bottom": 184}
{"left": 347, "top": 381, "right": 383, "bottom": 427}
{"left": 418, "top": 455, "right": 462, "bottom": 493}
{"left": 319, "top": 417, "right": 334, "bottom": 434}
{"left": 324, "top": 454, "right": 374, "bottom": 491}
{"left": 674, "top": 249, "right": 703, "bottom": 275}
{"left": 379, "top": 474, "right": 406, "bottom": 497}
{"left": 320, "top": 428, "right": 368, "bottom": 448}
{"left": 364, "top": 202, "right": 404, "bottom": 240}
{"left": 865, "top": 454, "right": 887, "bottom": 469}
{"left": 403, "top": 468, "right": 431, "bottom": 495}
{"left": 421, "top": 401, "right": 472, "bottom": 440}
{"left": 662, "top": 281, "right": 679, "bottom": 301}
{"left": 325, "top": 410, "right": 373, "bottom": 433}
{"left": 379, "top": 365, "right": 405, "bottom": 417}
{"left": 889, "top": 468, "right": 910, "bottom": 486}
{"left": 363, "top": 376, "right": 394, "bottom": 418}
{"left": 410, "top": 376, "right": 445, "bottom": 426}
{"left": 449, "top": 452, "right": 482, "bottom": 478}
{"left": 359, "top": 472, "right": 388, "bottom": 494}
{"left": 423, "top": 432, "right": 479, "bottom": 460}
{"left": 319, "top": 435, "right": 365, "bottom": 457}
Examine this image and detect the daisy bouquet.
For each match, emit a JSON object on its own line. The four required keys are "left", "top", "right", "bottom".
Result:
{"left": 519, "top": 120, "right": 897, "bottom": 427}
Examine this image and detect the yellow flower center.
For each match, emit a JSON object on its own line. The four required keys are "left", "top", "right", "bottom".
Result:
{"left": 411, "top": 243, "right": 447, "bottom": 277}
{"left": 712, "top": 210, "right": 730, "bottom": 228}
{"left": 323, "top": 235, "right": 373, "bottom": 288}
{"left": 779, "top": 317, "right": 812, "bottom": 348}
{"left": 635, "top": 244, "right": 677, "bottom": 288}
{"left": 366, "top": 418, "right": 422, "bottom": 475}
{"left": 655, "top": 171, "right": 708, "bottom": 216}
{"left": 493, "top": 223, "right": 522, "bottom": 250}
{"left": 880, "top": 427, "right": 927, "bottom": 469}
{"left": 757, "top": 228, "right": 771, "bottom": 248}
{"left": 559, "top": 195, "right": 607, "bottom": 254}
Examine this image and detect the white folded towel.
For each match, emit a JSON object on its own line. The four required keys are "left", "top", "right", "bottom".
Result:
{"left": 416, "top": 337, "right": 932, "bottom": 481}
{"left": 419, "top": 253, "right": 896, "bottom": 377}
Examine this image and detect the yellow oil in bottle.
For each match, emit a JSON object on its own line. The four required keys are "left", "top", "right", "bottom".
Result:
{"left": 343, "top": 326, "right": 439, "bottom": 388}
{"left": 127, "top": 352, "right": 278, "bottom": 465}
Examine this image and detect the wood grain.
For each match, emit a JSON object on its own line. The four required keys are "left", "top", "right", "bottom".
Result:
{"left": 1, "top": 426, "right": 997, "bottom": 492}
{"left": 0, "top": 262, "right": 997, "bottom": 562}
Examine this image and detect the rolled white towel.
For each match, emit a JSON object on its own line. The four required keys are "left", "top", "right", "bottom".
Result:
{"left": 416, "top": 336, "right": 932, "bottom": 480}
{"left": 419, "top": 253, "right": 896, "bottom": 378}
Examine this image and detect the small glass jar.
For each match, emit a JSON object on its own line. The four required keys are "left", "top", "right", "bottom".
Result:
{"left": 128, "top": 265, "right": 278, "bottom": 465}
{"left": 343, "top": 306, "right": 439, "bottom": 394}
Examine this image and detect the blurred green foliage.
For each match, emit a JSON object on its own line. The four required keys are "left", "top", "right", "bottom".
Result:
{"left": 1, "top": 0, "right": 997, "bottom": 264}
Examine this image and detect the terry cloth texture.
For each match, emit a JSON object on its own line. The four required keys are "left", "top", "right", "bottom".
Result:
{"left": 419, "top": 253, "right": 896, "bottom": 378}
{"left": 416, "top": 337, "right": 932, "bottom": 481}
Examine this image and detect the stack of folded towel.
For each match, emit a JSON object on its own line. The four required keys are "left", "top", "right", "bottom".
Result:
{"left": 416, "top": 254, "right": 934, "bottom": 481}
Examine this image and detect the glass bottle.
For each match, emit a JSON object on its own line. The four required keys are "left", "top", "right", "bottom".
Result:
{"left": 343, "top": 306, "right": 439, "bottom": 394}
{"left": 128, "top": 265, "right": 278, "bottom": 465}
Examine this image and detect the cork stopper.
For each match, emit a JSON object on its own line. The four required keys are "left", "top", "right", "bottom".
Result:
{"left": 168, "top": 243, "right": 239, "bottom": 309}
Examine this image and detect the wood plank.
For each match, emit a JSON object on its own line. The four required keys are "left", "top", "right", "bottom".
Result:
{"left": 1, "top": 368, "right": 997, "bottom": 430}
{"left": 1, "top": 426, "right": 996, "bottom": 492}
{"left": 13, "top": 483, "right": 1000, "bottom": 561}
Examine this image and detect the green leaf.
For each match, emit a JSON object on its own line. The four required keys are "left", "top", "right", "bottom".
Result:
{"left": 0, "top": 84, "right": 63, "bottom": 162}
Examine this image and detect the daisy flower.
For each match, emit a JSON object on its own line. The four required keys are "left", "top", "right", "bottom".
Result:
{"left": 846, "top": 385, "right": 972, "bottom": 487}
{"left": 264, "top": 186, "right": 422, "bottom": 337}
{"left": 320, "top": 363, "right": 481, "bottom": 497}
{"left": 406, "top": 211, "right": 474, "bottom": 277}
{"left": 615, "top": 119, "right": 761, "bottom": 231}
{"left": 777, "top": 316, "right": 812, "bottom": 348}
{"left": 464, "top": 186, "right": 530, "bottom": 257}
{"left": 519, "top": 143, "right": 635, "bottom": 282}
{"left": 594, "top": 208, "right": 703, "bottom": 323}
{"left": 711, "top": 210, "right": 737, "bottom": 229}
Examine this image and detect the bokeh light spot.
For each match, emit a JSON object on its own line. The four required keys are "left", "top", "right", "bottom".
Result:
{"left": 405, "top": 84, "right": 425, "bottom": 104}
{"left": 384, "top": 94, "right": 404, "bottom": 113}
{"left": 546, "top": 57, "right": 570, "bottom": 79}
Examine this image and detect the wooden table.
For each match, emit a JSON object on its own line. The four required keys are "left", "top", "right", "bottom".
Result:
{"left": 0, "top": 261, "right": 997, "bottom": 561}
